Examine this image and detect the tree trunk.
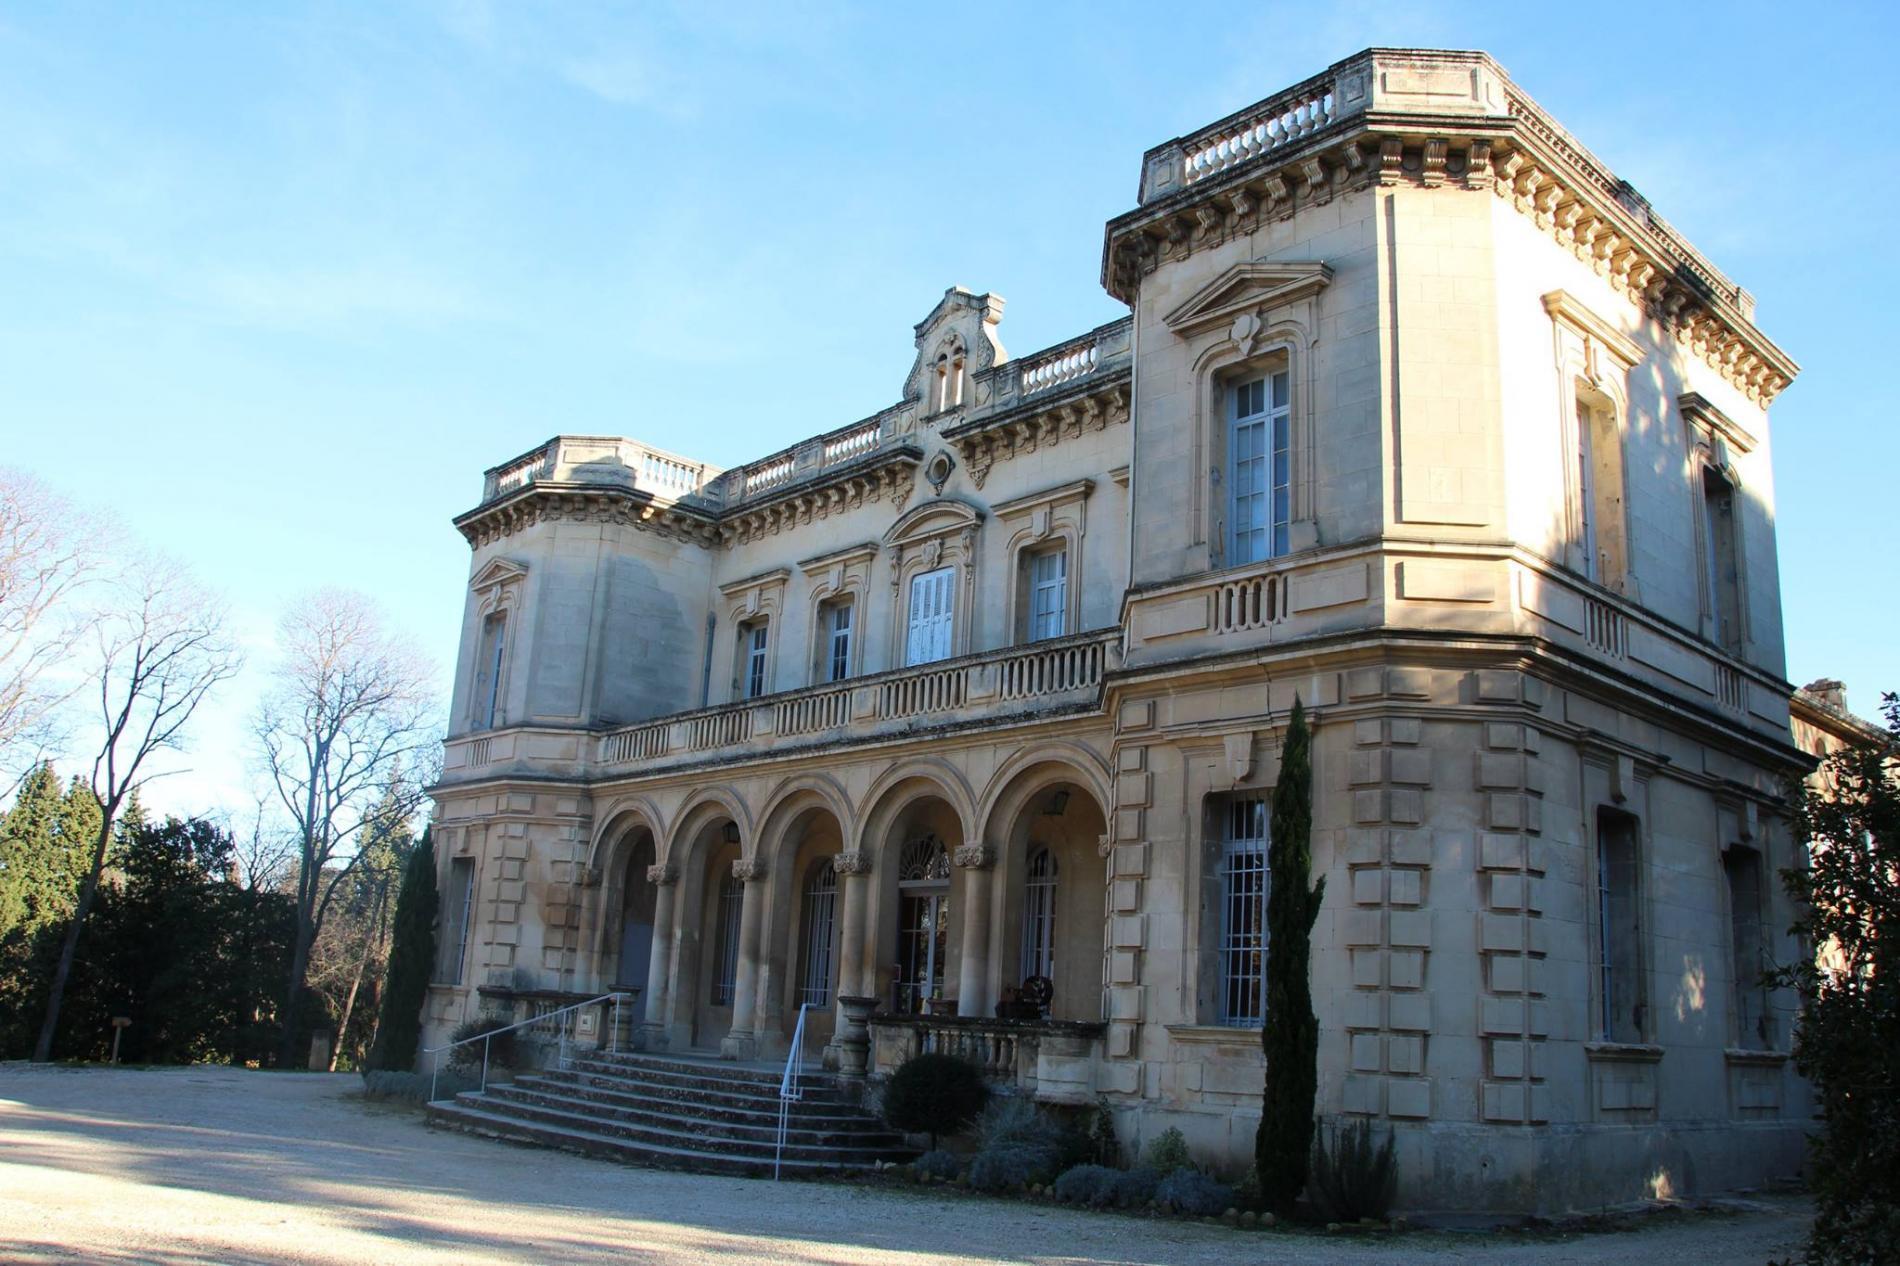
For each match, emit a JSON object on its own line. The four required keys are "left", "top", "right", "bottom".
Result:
{"left": 33, "top": 811, "right": 116, "bottom": 1062}
{"left": 328, "top": 946, "right": 368, "bottom": 1072}
{"left": 278, "top": 909, "right": 315, "bottom": 1069}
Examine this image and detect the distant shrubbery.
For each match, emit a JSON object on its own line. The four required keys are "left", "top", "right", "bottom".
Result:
{"left": 361, "top": 1069, "right": 474, "bottom": 1105}
{"left": 447, "top": 1013, "right": 520, "bottom": 1074}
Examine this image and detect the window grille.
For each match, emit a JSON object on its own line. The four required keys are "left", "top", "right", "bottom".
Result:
{"left": 1219, "top": 796, "right": 1270, "bottom": 1026}
{"left": 798, "top": 860, "right": 838, "bottom": 1007}
{"left": 1231, "top": 372, "right": 1291, "bottom": 564}
{"left": 711, "top": 874, "right": 743, "bottom": 1006}
{"left": 1020, "top": 846, "right": 1058, "bottom": 983}
{"left": 443, "top": 857, "right": 476, "bottom": 986}
{"left": 1596, "top": 808, "right": 1644, "bottom": 1042}
{"left": 1028, "top": 549, "right": 1067, "bottom": 641}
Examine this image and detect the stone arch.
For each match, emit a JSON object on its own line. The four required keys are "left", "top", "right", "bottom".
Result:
{"left": 580, "top": 798, "right": 666, "bottom": 995}
{"left": 856, "top": 759, "right": 979, "bottom": 1017}
{"left": 660, "top": 788, "right": 752, "bottom": 1050}
{"left": 855, "top": 757, "right": 977, "bottom": 857}
{"left": 585, "top": 796, "right": 667, "bottom": 872}
{"left": 976, "top": 751, "right": 1113, "bottom": 1024}
{"left": 665, "top": 787, "right": 754, "bottom": 867}
{"left": 751, "top": 774, "right": 855, "bottom": 1058}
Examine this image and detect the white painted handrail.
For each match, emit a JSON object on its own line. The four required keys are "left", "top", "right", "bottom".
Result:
{"left": 775, "top": 1002, "right": 810, "bottom": 1181}
{"left": 425, "top": 990, "right": 629, "bottom": 1103}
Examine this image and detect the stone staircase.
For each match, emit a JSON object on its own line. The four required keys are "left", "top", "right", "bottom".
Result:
{"left": 425, "top": 1050, "right": 915, "bottom": 1177}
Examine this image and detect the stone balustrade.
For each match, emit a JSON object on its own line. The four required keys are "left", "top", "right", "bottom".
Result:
{"left": 594, "top": 628, "right": 1120, "bottom": 775}
{"left": 481, "top": 435, "right": 719, "bottom": 504}
{"left": 1181, "top": 77, "right": 1336, "bottom": 189}
{"left": 867, "top": 1014, "right": 1106, "bottom": 1102}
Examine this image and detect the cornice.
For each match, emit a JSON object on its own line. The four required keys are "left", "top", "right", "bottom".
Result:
{"left": 943, "top": 376, "right": 1131, "bottom": 491}
{"left": 454, "top": 483, "right": 719, "bottom": 550}
{"left": 717, "top": 451, "right": 921, "bottom": 547}
{"left": 1101, "top": 58, "right": 1798, "bottom": 409}
{"left": 1678, "top": 391, "right": 1757, "bottom": 456}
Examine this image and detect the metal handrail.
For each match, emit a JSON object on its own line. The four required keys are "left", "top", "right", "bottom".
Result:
{"left": 775, "top": 1003, "right": 810, "bottom": 1181}
{"left": 426, "top": 990, "right": 630, "bottom": 1103}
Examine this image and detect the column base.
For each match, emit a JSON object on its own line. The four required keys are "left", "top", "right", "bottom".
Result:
{"left": 720, "top": 1031, "right": 759, "bottom": 1062}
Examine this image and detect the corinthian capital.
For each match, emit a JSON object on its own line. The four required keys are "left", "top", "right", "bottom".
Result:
{"left": 732, "top": 857, "right": 770, "bottom": 883}
{"left": 832, "top": 850, "right": 873, "bottom": 876}
{"left": 953, "top": 844, "right": 996, "bottom": 870}
{"left": 646, "top": 863, "right": 679, "bottom": 887}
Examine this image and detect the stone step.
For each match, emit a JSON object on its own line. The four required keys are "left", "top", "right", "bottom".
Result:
{"left": 488, "top": 1082, "right": 908, "bottom": 1150}
{"left": 511, "top": 1073, "right": 883, "bottom": 1131}
{"left": 550, "top": 1064, "right": 853, "bottom": 1117}
{"left": 426, "top": 1100, "right": 896, "bottom": 1178}
{"left": 436, "top": 1092, "right": 913, "bottom": 1167}
{"left": 571, "top": 1053, "right": 850, "bottom": 1101}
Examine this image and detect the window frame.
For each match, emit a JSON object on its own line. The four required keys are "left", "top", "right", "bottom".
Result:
{"left": 738, "top": 619, "right": 770, "bottom": 699}
{"left": 1228, "top": 369, "right": 1293, "bottom": 567}
{"left": 1593, "top": 806, "right": 1648, "bottom": 1044}
{"left": 1025, "top": 546, "right": 1069, "bottom": 642}
{"left": 440, "top": 855, "right": 477, "bottom": 986}
{"left": 1216, "top": 795, "right": 1271, "bottom": 1028}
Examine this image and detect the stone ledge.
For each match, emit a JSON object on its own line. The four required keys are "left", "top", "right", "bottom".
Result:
{"left": 1583, "top": 1041, "right": 1664, "bottom": 1064}
{"left": 1165, "top": 1024, "right": 1264, "bottom": 1047}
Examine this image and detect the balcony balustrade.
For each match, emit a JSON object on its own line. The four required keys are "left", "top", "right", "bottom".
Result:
{"left": 593, "top": 629, "right": 1120, "bottom": 776}
{"left": 867, "top": 1013, "right": 1105, "bottom": 1103}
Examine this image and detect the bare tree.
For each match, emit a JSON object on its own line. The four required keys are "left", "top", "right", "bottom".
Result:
{"left": 255, "top": 590, "right": 437, "bottom": 1068}
{"left": 0, "top": 468, "right": 101, "bottom": 795}
{"left": 33, "top": 560, "right": 241, "bottom": 1061}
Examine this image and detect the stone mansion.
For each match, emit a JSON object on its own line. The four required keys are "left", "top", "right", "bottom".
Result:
{"left": 423, "top": 48, "right": 1816, "bottom": 1211}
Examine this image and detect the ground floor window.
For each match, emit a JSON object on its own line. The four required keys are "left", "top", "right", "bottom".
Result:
{"left": 710, "top": 874, "right": 743, "bottom": 1006}
{"left": 1019, "top": 846, "right": 1057, "bottom": 987}
{"left": 798, "top": 859, "right": 838, "bottom": 1008}
{"left": 1219, "top": 797, "right": 1269, "bottom": 1026}
{"left": 895, "top": 835, "right": 950, "bottom": 1014}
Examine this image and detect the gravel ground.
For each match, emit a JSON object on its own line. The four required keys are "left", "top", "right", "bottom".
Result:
{"left": 0, "top": 1063, "right": 1808, "bottom": 1265}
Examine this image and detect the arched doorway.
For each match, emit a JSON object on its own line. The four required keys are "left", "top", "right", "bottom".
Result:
{"left": 613, "top": 831, "right": 658, "bottom": 1023}
{"left": 894, "top": 834, "right": 952, "bottom": 1014}
{"left": 987, "top": 771, "right": 1110, "bottom": 1023}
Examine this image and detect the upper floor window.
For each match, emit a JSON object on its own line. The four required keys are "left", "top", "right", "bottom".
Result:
{"left": 1701, "top": 466, "right": 1743, "bottom": 651}
{"left": 821, "top": 600, "right": 853, "bottom": 683}
{"left": 740, "top": 621, "right": 769, "bottom": 699}
{"left": 1026, "top": 548, "right": 1068, "bottom": 641}
{"left": 1573, "top": 392, "right": 1629, "bottom": 588}
{"left": 471, "top": 613, "right": 507, "bottom": 729}
{"left": 905, "top": 566, "right": 955, "bottom": 666}
{"left": 1230, "top": 372, "right": 1290, "bottom": 565}
{"left": 934, "top": 350, "right": 966, "bottom": 412}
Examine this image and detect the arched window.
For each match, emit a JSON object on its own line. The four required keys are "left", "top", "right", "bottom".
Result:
{"left": 896, "top": 835, "right": 951, "bottom": 1013}
{"left": 710, "top": 874, "right": 743, "bottom": 1006}
{"left": 798, "top": 859, "right": 838, "bottom": 1007}
{"left": 1019, "top": 846, "right": 1058, "bottom": 986}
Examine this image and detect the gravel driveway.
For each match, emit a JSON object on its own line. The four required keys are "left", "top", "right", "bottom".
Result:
{"left": 0, "top": 1064, "right": 1807, "bottom": 1265}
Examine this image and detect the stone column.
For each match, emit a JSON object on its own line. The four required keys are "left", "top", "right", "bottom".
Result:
{"left": 722, "top": 857, "right": 769, "bottom": 1061}
{"left": 641, "top": 863, "right": 678, "bottom": 1050}
{"left": 954, "top": 844, "right": 996, "bottom": 1018}
{"left": 833, "top": 850, "right": 874, "bottom": 1000}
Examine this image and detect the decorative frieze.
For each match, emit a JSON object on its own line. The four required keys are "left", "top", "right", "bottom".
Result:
{"left": 947, "top": 382, "right": 1131, "bottom": 491}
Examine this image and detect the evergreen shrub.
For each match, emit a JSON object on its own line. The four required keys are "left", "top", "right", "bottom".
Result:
{"left": 881, "top": 1052, "right": 987, "bottom": 1146}
{"left": 1309, "top": 1117, "right": 1399, "bottom": 1222}
{"left": 1141, "top": 1126, "right": 1191, "bottom": 1176}
{"left": 1156, "top": 1168, "right": 1235, "bottom": 1217}
{"left": 447, "top": 1013, "right": 519, "bottom": 1074}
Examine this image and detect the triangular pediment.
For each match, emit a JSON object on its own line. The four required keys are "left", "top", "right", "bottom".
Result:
{"left": 469, "top": 557, "right": 529, "bottom": 593}
{"left": 1163, "top": 260, "right": 1333, "bottom": 337}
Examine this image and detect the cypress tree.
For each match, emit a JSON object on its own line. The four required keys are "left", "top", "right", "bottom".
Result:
{"left": 368, "top": 827, "right": 437, "bottom": 1071}
{"left": 1256, "top": 696, "right": 1325, "bottom": 1213}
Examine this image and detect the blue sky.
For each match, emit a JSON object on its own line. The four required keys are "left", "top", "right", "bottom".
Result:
{"left": 2, "top": 1, "right": 1893, "bottom": 816}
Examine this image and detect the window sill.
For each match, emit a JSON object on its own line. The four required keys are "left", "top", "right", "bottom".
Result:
{"left": 1166, "top": 1024, "right": 1263, "bottom": 1047}
{"left": 1584, "top": 1041, "right": 1664, "bottom": 1064}
{"left": 1723, "top": 1047, "right": 1790, "bottom": 1067}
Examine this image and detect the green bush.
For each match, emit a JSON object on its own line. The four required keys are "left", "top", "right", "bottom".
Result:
{"left": 882, "top": 1053, "right": 988, "bottom": 1146}
{"left": 1157, "top": 1168, "right": 1235, "bottom": 1216}
{"left": 912, "top": 1149, "right": 962, "bottom": 1180}
{"left": 967, "top": 1144, "right": 1049, "bottom": 1192}
{"left": 1309, "top": 1118, "right": 1398, "bottom": 1222}
{"left": 1113, "top": 1167, "right": 1161, "bottom": 1208}
{"left": 447, "top": 1013, "right": 520, "bottom": 1074}
{"left": 1054, "top": 1163, "right": 1123, "bottom": 1207}
{"left": 1141, "top": 1126, "right": 1191, "bottom": 1176}
{"left": 1088, "top": 1100, "right": 1120, "bottom": 1166}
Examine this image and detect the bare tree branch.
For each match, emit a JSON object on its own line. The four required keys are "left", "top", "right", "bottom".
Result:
{"left": 0, "top": 468, "right": 104, "bottom": 797}
{"left": 253, "top": 589, "right": 440, "bottom": 1067}
{"left": 33, "top": 557, "right": 242, "bottom": 1061}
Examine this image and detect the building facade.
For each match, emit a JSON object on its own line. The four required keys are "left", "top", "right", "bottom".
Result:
{"left": 423, "top": 47, "right": 1816, "bottom": 1212}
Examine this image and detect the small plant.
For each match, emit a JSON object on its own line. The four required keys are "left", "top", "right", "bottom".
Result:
{"left": 882, "top": 1053, "right": 988, "bottom": 1147}
{"left": 1234, "top": 1163, "right": 1264, "bottom": 1211}
{"left": 1088, "top": 1100, "right": 1120, "bottom": 1166}
{"left": 1141, "top": 1126, "right": 1191, "bottom": 1177}
{"left": 1309, "top": 1117, "right": 1399, "bottom": 1222}
{"left": 1157, "top": 1168, "right": 1236, "bottom": 1217}
{"left": 912, "top": 1149, "right": 962, "bottom": 1181}
{"left": 447, "top": 1013, "right": 519, "bottom": 1074}
{"left": 1054, "top": 1163, "right": 1123, "bottom": 1207}
{"left": 965, "top": 1096, "right": 1068, "bottom": 1189}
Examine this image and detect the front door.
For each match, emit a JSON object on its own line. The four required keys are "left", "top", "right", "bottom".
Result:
{"left": 895, "top": 833, "right": 952, "bottom": 1013}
